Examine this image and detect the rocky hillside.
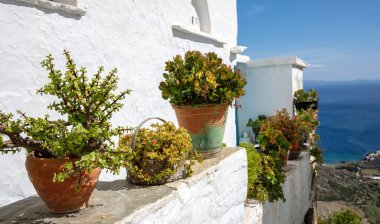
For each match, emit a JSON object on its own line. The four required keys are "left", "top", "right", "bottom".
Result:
{"left": 316, "top": 151, "right": 380, "bottom": 224}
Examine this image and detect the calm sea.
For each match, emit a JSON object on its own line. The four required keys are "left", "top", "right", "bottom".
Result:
{"left": 305, "top": 80, "right": 380, "bottom": 164}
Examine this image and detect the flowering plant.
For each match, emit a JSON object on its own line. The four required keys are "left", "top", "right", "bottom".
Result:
{"left": 119, "top": 122, "right": 200, "bottom": 184}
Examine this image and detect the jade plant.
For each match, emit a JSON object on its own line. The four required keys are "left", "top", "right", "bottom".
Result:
{"left": 294, "top": 88, "right": 319, "bottom": 103}
{"left": 119, "top": 122, "right": 200, "bottom": 184}
{"left": 159, "top": 51, "right": 247, "bottom": 106}
{"left": 247, "top": 115, "right": 267, "bottom": 138}
{"left": 0, "top": 50, "right": 131, "bottom": 181}
{"left": 240, "top": 142, "right": 286, "bottom": 202}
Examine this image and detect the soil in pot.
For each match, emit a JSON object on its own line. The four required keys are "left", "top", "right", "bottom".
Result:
{"left": 173, "top": 104, "right": 228, "bottom": 159}
{"left": 25, "top": 154, "right": 101, "bottom": 214}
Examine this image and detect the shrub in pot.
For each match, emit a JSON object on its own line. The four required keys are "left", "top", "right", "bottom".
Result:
{"left": 119, "top": 119, "right": 200, "bottom": 185}
{"left": 256, "top": 127, "right": 290, "bottom": 166}
{"left": 159, "top": 51, "right": 247, "bottom": 158}
{"left": 247, "top": 115, "right": 267, "bottom": 142}
{"left": 261, "top": 109, "right": 302, "bottom": 160}
{"left": 0, "top": 51, "right": 131, "bottom": 213}
{"left": 294, "top": 88, "right": 319, "bottom": 111}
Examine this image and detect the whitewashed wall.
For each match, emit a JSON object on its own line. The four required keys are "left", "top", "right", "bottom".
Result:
{"left": 236, "top": 57, "right": 307, "bottom": 142}
{"left": 0, "top": 0, "right": 238, "bottom": 206}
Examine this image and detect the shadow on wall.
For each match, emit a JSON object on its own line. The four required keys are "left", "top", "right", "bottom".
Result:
{"left": 0, "top": 0, "right": 81, "bottom": 20}
{"left": 172, "top": 29, "right": 224, "bottom": 49}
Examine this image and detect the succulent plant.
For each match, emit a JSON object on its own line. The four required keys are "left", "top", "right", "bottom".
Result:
{"left": 0, "top": 50, "right": 131, "bottom": 182}
{"left": 159, "top": 51, "right": 247, "bottom": 106}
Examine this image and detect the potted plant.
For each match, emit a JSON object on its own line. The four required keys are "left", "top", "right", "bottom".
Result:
{"left": 119, "top": 119, "right": 199, "bottom": 185}
{"left": 261, "top": 109, "right": 302, "bottom": 160}
{"left": 159, "top": 51, "right": 247, "bottom": 158}
{"left": 294, "top": 88, "right": 319, "bottom": 111}
{"left": 296, "top": 108, "right": 320, "bottom": 146}
{"left": 247, "top": 115, "right": 267, "bottom": 142}
{"left": 256, "top": 127, "right": 291, "bottom": 166}
{"left": 0, "top": 50, "right": 131, "bottom": 213}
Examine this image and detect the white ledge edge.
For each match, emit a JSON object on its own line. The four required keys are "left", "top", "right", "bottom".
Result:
{"left": 14, "top": 0, "right": 86, "bottom": 16}
{"left": 172, "top": 24, "right": 227, "bottom": 44}
{"left": 244, "top": 56, "right": 308, "bottom": 69}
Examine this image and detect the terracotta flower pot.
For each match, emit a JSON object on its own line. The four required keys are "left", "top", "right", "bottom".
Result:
{"left": 173, "top": 104, "right": 228, "bottom": 159}
{"left": 25, "top": 155, "right": 101, "bottom": 213}
{"left": 280, "top": 149, "right": 289, "bottom": 166}
{"left": 289, "top": 141, "right": 301, "bottom": 160}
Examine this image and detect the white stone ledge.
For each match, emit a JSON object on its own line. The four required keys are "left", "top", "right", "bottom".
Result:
{"left": 0, "top": 147, "right": 248, "bottom": 224}
{"left": 244, "top": 151, "right": 313, "bottom": 224}
{"left": 172, "top": 24, "right": 227, "bottom": 44}
{"left": 245, "top": 56, "right": 308, "bottom": 69}
{"left": 13, "top": 0, "right": 86, "bottom": 16}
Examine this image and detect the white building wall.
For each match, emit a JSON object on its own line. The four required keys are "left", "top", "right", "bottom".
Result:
{"left": 236, "top": 57, "right": 307, "bottom": 142}
{"left": 244, "top": 152, "right": 313, "bottom": 224}
{"left": 0, "top": 0, "right": 238, "bottom": 206}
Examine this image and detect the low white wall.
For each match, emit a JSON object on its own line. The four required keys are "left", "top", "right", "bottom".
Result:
{"left": 122, "top": 148, "right": 248, "bottom": 224}
{"left": 236, "top": 57, "right": 307, "bottom": 142}
{"left": 0, "top": 0, "right": 239, "bottom": 206}
{"left": 0, "top": 148, "right": 248, "bottom": 224}
{"left": 244, "top": 152, "right": 313, "bottom": 224}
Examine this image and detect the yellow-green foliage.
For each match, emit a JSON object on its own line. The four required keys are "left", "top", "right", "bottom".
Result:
{"left": 159, "top": 51, "right": 247, "bottom": 106}
{"left": 294, "top": 88, "right": 319, "bottom": 103}
{"left": 119, "top": 122, "right": 200, "bottom": 184}
{"left": 0, "top": 50, "right": 132, "bottom": 182}
{"left": 319, "top": 209, "right": 361, "bottom": 224}
{"left": 241, "top": 143, "right": 286, "bottom": 202}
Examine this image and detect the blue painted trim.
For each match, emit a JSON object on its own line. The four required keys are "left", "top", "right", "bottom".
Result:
{"left": 235, "top": 100, "right": 239, "bottom": 146}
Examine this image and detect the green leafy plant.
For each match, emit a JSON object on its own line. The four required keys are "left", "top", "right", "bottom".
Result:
{"left": 159, "top": 51, "right": 247, "bottom": 106}
{"left": 119, "top": 122, "right": 201, "bottom": 184}
{"left": 294, "top": 88, "right": 319, "bottom": 103}
{"left": 240, "top": 143, "right": 286, "bottom": 202}
{"left": 247, "top": 115, "right": 267, "bottom": 138}
{"left": 256, "top": 127, "right": 290, "bottom": 154}
{"left": 261, "top": 109, "right": 301, "bottom": 144}
{"left": 0, "top": 50, "right": 131, "bottom": 182}
{"left": 296, "top": 108, "right": 323, "bottom": 164}
{"left": 318, "top": 209, "right": 361, "bottom": 224}
{"left": 310, "top": 133, "right": 323, "bottom": 164}
{"left": 296, "top": 108, "right": 320, "bottom": 133}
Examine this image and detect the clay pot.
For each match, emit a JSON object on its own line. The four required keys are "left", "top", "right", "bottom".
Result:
{"left": 294, "top": 101, "right": 318, "bottom": 111}
{"left": 289, "top": 141, "right": 301, "bottom": 160}
{"left": 25, "top": 155, "right": 101, "bottom": 213}
{"left": 173, "top": 104, "right": 228, "bottom": 159}
{"left": 280, "top": 149, "right": 289, "bottom": 166}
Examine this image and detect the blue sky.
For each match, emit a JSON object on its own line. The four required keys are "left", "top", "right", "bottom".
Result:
{"left": 237, "top": 0, "right": 380, "bottom": 81}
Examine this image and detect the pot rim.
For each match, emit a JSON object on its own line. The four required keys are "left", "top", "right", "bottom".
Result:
{"left": 26, "top": 153, "right": 79, "bottom": 162}
{"left": 172, "top": 103, "right": 230, "bottom": 109}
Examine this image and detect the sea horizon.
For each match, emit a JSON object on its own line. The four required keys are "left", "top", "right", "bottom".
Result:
{"left": 304, "top": 79, "right": 380, "bottom": 164}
